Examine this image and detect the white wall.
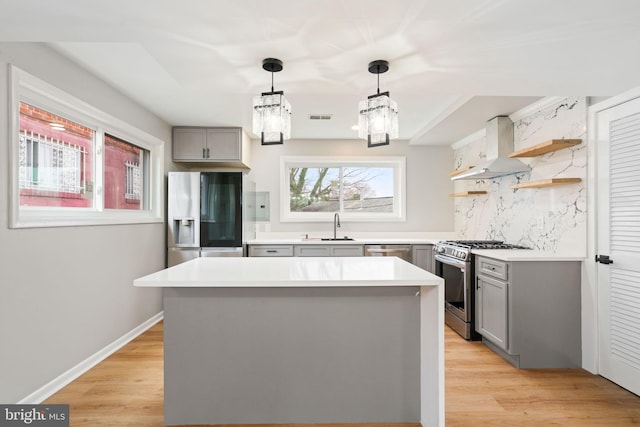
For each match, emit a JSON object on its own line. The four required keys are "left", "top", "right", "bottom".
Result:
{"left": 452, "top": 97, "right": 587, "bottom": 252}
{"left": 451, "top": 96, "right": 595, "bottom": 370}
{"left": 246, "top": 138, "right": 455, "bottom": 235}
{"left": 0, "top": 43, "right": 171, "bottom": 402}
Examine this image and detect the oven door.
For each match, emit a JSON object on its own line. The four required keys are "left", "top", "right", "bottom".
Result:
{"left": 434, "top": 254, "right": 470, "bottom": 323}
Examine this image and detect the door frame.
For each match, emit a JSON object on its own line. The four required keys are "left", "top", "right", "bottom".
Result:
{"left": 586, "top": 87, "right": 640, "bottom": 374}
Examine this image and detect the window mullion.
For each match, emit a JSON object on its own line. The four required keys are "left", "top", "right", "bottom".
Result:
{"left": 339, "top": 166, "right": 344, "bottom": 213}
{"left": 10, "top": 65, "right": 163, "bottom": 228}
{"left": 281, "top": 156, "right": 404, "bottom": 222}
{"left": 94, "top": 130, "right": 104, "bottom": 211}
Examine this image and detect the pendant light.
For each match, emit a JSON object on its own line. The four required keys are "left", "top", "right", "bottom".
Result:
{"left": 253, "top": 58, "right": 292, "bottom": 145}
{"left": 358, "top": 60, "right": 399, "bottom": 147}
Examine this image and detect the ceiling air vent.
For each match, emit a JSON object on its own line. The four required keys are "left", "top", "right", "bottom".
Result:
{"left": 308, "top": 114, "right": 332, "bottom": 120}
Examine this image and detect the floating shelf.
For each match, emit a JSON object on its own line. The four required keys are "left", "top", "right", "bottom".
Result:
{"left": 449, "top": 166, "right": 475, "bottom": 177}
{"left": 449, "top": 191, "right": 488, "bottom": 197}
{"left": 508, "top": 139, "right": 582, "bottom": 158}
{"left": 510, "top": 178, "right": 582, "bottom": 189}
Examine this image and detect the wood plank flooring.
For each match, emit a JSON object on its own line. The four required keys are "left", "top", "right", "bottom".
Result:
{"left": 44, "top": 321, "right": 640, "bottom": 426}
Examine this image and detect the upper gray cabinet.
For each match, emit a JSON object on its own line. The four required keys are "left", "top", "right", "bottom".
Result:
{"left": 172, "top": 126, "right": 251, "bottom": 168}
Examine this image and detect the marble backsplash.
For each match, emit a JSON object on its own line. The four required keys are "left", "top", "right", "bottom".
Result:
{"left": 453, "top": 97, "right": 587, "bottom": 253}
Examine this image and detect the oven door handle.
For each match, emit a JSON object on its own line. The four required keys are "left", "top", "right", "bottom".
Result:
{"left": 434, "top": 253, "right": 468, "bottom": 269}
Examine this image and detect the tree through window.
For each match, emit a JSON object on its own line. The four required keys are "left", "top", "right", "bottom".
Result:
{"left": 281, "top": 157, "right": 405, "bottom": 221}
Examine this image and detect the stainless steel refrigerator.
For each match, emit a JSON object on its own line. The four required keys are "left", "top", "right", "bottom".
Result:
{"left": 167, "top": 171, "right": 255, "bottom": 267}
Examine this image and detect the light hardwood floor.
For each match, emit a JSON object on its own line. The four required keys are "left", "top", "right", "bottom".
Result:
{"left": 44, "top": 321, "right": 640, "bottom": 426}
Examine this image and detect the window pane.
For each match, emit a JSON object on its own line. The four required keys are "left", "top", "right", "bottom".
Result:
{"left": 282, "top": 157, "right": 404, "bottom": 222}
{"left": 343, "top": 167, "right": 394, "bottom": 212}
{"left": 104, "top": 133, "right": 147, "bottom": 210}
{"left": 18, "top": 102, "right": 94, "bottom": 207}
{"left": 289, "top": 167, "right": 340, "bottom": 212}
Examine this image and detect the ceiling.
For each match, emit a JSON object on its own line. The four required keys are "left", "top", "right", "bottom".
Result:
{"left": 1, "top": 0, "right": 639, "bottom": 145}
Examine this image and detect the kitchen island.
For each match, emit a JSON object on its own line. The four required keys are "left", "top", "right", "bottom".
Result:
{"left": 134, "top": 256, "right": 444, "bottom": 427}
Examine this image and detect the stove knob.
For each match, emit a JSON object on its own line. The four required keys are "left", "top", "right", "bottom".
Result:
{"left": 436, "top": 246, "right": 446, "bottom": 254}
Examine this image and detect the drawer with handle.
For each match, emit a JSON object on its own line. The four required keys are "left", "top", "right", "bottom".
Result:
{"left": 248, "top": 245, "right": 294, "bottom": 257}
{"left": 477, "top": 256, "right": 508, "bottom": 281}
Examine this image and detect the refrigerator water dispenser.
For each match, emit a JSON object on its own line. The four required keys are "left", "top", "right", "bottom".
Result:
{"left": 174, "top": 218, "right": 195, "bottom": 245}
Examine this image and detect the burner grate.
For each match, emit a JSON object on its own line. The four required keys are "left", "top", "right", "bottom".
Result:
{"left": 441, "top": 240, "right": 530, "bottom": 250}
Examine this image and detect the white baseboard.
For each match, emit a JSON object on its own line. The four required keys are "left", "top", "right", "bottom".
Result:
{"left": 18, "top": 311, "right": 164, "bottom": 404}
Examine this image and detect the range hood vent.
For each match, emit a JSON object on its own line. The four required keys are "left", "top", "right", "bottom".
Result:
{"left": 452, "top": 116, "right": 530, "bottom": 180}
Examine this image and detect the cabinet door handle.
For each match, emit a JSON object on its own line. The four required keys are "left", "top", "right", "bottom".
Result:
{"left": 266, "top": 250, "right": 277, "bottom": 253}
{"left": 206, "top": 148, "right": 210, "bottom": 158}
{"left": 202, "top": 148, "right": 206, "bottom": 159}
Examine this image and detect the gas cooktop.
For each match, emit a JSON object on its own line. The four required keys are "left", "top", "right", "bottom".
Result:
{"left": 441, "top": 240, "right": 530, "bottom": 250}
{"left": 435, "top": 240, "right": 530, "bottom": 261}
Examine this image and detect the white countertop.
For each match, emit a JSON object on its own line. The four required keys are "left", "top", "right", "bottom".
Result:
{"left": 247, "top": 238, "right": 585, "bottom": 261}
{"left": 134, "top": 256, "right": 443, "bottom": 288}
{"left": 248, "top": 237, "right": 443, "bottom": 245}
{"left": 248, "top": 231, "right": 456, "bottom": 246}
{"left": 472, "top": 249, "right": 586, "bottom": 261}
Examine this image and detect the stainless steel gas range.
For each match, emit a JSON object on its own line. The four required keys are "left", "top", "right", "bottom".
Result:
{"left": 434, "top": 240, "right": 529, "bottom": 340}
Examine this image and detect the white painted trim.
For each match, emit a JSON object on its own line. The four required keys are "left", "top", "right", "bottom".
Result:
{"left": 449, "top": 96, "right": 570, "bottom": 150}
{"left": 450, "top": 128, "right": 485, "bottom": 150}
{"left": 279, "top": 156, "right": 407, "bottom": 223}
{"left": 584, "top": 86, "right": 640, "bottom": 375}
{"left": 17, "top": 311, "right": 164, "bottom": 404}
{"left": 9, "top": 65, "right": 165, "bottom": 229}
{"left": 509, "top": 96, "right": 567, "bottom": 122}
{"left": 584, "top": 103, "right": 600, "bottom": 374}
{"left": 588, "top": 87, "right": 640, "bottom": 112}
{"left": 409, "top": 95, "right": 473, "bottom": 145}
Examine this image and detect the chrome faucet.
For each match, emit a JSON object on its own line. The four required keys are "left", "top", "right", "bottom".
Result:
{"left": 333, "top": 212, "right": 341, "bottom": 240}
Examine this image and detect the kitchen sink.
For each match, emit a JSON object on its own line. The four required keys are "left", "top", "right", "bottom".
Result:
{"left": 321, "top": 237, "right": 355, "bottom": 241}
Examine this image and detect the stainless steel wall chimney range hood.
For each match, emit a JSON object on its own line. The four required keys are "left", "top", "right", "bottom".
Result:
{"left": 451, "top": 116, "right": 530, "bottom": 180}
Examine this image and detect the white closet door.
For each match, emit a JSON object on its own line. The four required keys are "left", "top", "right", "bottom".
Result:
{"left": 596, "top": 96, "right": 640, "bottom": 395}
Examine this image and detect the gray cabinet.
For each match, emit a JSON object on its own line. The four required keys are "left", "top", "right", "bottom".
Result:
{"left": 474, "top": 255, "right": 581, "bottom": 368}
{"left": 294, "top": 245, "right": 364, "bottom": 257}
{"left": 250, "top": 243, "right": 429, "bottom": 262}
{"left": 476, "top": 272, "right": 508, "bottom": 350}
{"left": 412, "top": 244, "right": 434, "bottom": 273}
{"left": 173, "top": 127, "right": 250, "bottom": 166}
{"left": 248, "top": 245, "right": 294, "bottom": 257}
{"left": 249, "top": 244, "right": 364, "bottom": 257}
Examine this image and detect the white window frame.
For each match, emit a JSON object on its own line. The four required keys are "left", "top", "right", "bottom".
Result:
{"left": 8, "top": 65, "right": 164, "bottom": 228}
{"left": 280, "top": 156, "right": 406, "bottom": 222}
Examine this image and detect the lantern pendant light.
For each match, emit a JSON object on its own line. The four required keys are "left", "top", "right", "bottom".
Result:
{"left": 358, "top": 60, "right": 399, "bottom": 147}
{"left": 253, "top": 58, "right": 292, "bottom": 145}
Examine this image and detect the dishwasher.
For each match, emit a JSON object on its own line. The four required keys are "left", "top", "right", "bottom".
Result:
{"left": 364, "top": 244, "right": 413, "bottom": 262}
